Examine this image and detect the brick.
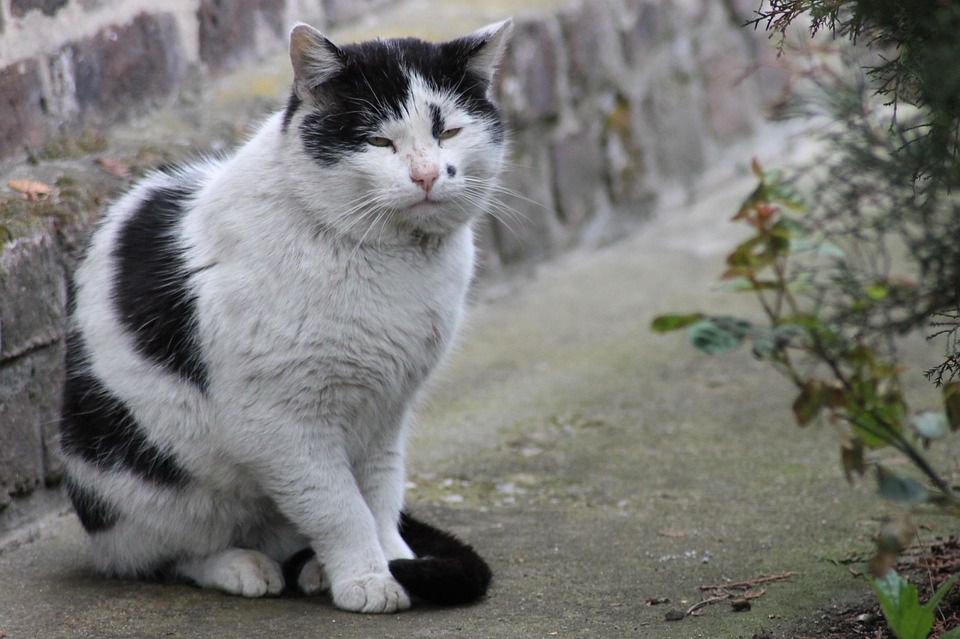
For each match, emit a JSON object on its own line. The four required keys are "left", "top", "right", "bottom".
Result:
{"left": 0, "top": 60, "right": 48, "bottom": 161}
{"left": 68, "top": 12, "right": 186, "bottom": 124}
{"left": 504, "top": 18, "right": 562, "bottom": 126}
{"left": 0, "top": 232, "right": 66, "bottom": 364}
{"left": 10, "top": 0, "right": 67, "bottom": 18}
{"left": 198, "top": 0, "right": 285, "bottom": 73}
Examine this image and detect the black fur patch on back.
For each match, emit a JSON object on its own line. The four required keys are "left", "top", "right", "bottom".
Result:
{"left": 60, "top": 334, "right": 191, "bottom": 487}
{"left": 299, "top": 37, "right": 503, "bottom": 166}
{"left": 113, "top": 184, "right": 207, "bottom": 392}
{"left": 389, "top": 512, "right": 492, "bottom": 606}
{"left": 63, "top": 476, "right": 120, "bottom": 533}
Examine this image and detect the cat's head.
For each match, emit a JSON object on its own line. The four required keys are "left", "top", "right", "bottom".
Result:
{"left": 281, "top": 20, "right": 513, "bottom": 242}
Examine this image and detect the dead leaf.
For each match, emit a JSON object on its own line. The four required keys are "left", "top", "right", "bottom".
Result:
{"left": 645, "top": 597, "right": 670, "bottom": 606}
{"left": 657, "top": 530, "right": 688, "bottom": 538}
{"left": 8, "top": 179, "right": 53, "bottom": 201}
{"left": 731, "top": 598, "right": 752, "bottom": 612}
{"left": 96, "top": 156, "right": 131, "bottom": 178}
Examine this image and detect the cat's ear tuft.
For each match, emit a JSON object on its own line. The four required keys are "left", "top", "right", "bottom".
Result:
{"left": 289, "top": 23, "right": 346, "bottom": 99}
{"left": 461, "top": 18, "right": 513, "bottom": 90}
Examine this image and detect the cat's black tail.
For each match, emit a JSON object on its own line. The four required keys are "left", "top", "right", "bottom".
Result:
{"left": 389, "top": 512, "right": 492, "bottom": 606}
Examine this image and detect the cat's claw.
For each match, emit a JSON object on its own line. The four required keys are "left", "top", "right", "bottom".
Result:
{"left": 332, "top": 573, "right": 411, "bottom": 613}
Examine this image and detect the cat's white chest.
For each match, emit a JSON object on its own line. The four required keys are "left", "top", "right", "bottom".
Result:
{"left": 196, "top": 224, "right": 473, "bottom": 411}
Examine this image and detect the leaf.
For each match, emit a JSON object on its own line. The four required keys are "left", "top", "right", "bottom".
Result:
{"left": 7, "top": 179, "right": 53, "bottom": 201}
{"left": 875, "top": 466, "right": 929, "bottom": 505}
{"left": 944, "top": 382, "right": 960, "bottom": 431}
{"left": 840, "top": 438, "right": 865, "bottom": 483}
{"left": 910, "top": 411, "right": 950, "bottom": 441}
{"left": 96, "top": 156, "right": 131, "bottom": 178}
{"left": 793, "top": 381, "right": 826, "bottom": 426}
{"left": 869, "top": 570, "right": 934, "bottom": 639}
{"left": 789, "top": 239, "right": 845, "bottom": 258}
{"left": 850, "top": 411, "right": 894, "bottom": 449}
{"left": 686, "top": 318, "right": 747, "bottom": 355}
{"left": 651, "top": 313, "right": 705, "bottom": 333}
{"left": 925, "top": 572, "right": 960, "bottom": 610}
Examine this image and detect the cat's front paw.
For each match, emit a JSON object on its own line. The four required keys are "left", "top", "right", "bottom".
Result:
{"left": 332, "top": 573, "right": 411, "bottom": 613}
{"left": 186, "top": 548, "right": 285, "bottom": 598}
{"left": 297, "top": 556, "right": 330, "bottom": 595}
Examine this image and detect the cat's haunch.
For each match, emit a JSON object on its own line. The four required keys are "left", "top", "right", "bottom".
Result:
{"left": 60, "top": 19, "right": 512, "bottom": 613}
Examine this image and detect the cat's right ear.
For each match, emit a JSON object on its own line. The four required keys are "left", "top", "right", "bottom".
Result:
{"left": 289, "top": 23, "right": 346, "bottom": 101}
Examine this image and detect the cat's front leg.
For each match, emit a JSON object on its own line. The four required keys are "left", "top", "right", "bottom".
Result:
{"left": 355, "top": 415, "right": 415, "bottom": 562}
{"left": 256, "top": 439, "right": 411, "bottom": 613}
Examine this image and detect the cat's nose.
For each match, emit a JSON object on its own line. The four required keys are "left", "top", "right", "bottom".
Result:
{"left": 411, "top": 165, "right": 440, "bottom": 192}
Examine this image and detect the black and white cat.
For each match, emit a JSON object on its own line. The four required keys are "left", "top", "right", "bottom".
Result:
{"left": 59, "top": 19, "right": 512, "bottom": 613}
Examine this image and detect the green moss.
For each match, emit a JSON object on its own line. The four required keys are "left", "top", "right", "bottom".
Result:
{"left": 27, "top": 129, "right": 110, "bottom": 164}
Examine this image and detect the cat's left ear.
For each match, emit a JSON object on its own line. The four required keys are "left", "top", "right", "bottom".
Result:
{"left": 289, "top": 23, "right": 347, "bottom": 100}
{"left": 459, "top": 18, "right": 513, "bottom": 91}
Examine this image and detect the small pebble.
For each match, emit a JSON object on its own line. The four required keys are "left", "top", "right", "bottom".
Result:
{"left": 664, "top": 610, "right": 685, "bottom": 621}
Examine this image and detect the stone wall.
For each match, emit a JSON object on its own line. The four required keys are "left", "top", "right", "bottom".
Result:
{"left": 0, "top": 0, "right": 395, "bottom": 162}
{"left": 0, "top": 0, "right": 783, "bottom": 529}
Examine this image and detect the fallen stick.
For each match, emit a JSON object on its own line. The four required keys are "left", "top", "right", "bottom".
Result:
{"left": 698, "top": 571, "right": 796, "bottom": 591}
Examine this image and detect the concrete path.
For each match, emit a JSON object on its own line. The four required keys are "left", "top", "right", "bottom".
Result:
{"left": 1, "top": 145, "right": 951, "bottom": 638}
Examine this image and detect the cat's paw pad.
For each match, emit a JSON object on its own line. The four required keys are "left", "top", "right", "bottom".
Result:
{"left": 206, "top": 549, "right": 285, "bottom": 598}
{"left": 297, "top": 556, "right": 329, "bottom": 595}
{"left": 332, "top": 573, "right": 411, "bottom": 613}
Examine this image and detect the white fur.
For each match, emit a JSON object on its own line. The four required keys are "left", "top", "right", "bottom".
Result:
{"left": 64, "top": 21, "right": 510, "bottom": 613}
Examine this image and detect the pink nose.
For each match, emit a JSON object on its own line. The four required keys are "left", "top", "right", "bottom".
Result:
{"left": 411, "top": 165, "right": 440, "bottom": 192}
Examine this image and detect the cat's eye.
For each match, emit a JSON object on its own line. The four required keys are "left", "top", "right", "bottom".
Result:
{"left": 366, "top": 136, "right": 393, "bottom": 148}
{"left": 439, "top": 128, "right": 462, "bottom": 141}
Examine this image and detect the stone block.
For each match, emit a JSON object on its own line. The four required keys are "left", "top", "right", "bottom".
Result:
{"left": 68, "top": 12, "right": 186, "bottom": 124}
{"left": 551, "top": 124, "right": 605, "bottom": 231}
{"left": 559, "top": 1, "right": 623, "bottom": 103}
{"left": 699, "top": 35, "right": 758, "bottom": 141}
{"left": 10, "top": 0, "right": 67, "bottom": 18}
{"left": 472, "top": 217, "right": 502, "bottom": 281}
{"left": 0, "top": 232, "right": 66, "bottom": 363}
{"left": 639, "top": 68, "right": 708, "bottom": 182}
{"left": 0, "top": 60, "right": 48, "bottom": 160}
{"left": 198, "top": 0, "right": 285, "bottom": 73}
{"left": 323, "top": 0, "right": 394, "bottom": 26}
{"left": 619, "top": 0, "right": 670, "bottom": 68}
{"left": 491, "top": 128, "right": 565, "bottom": 264}
{"left": 502, "top": 17, "right": 562, "bottom": 126}
{"left": 0, "top": 349, "right": 55, "bottom": 506}
{"left": 601, "top": 92, "right": 654, "bottom": 207}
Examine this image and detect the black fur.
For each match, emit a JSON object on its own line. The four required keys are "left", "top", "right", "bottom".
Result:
{"left": 113, "top": 185, "right": 208, "bottom": 392}
{"left": 282, "top": 547, "right": 317, "bottom": 595}
{"left": 430, "top": 103, "right": 444, "bottom": 139}
{"left": 60, "top": 335, "right": 192, "bottom": 487}
{"left": 389, "top": 512, "right": 492, "bottom": 606}
{"left": 63, "top": 476, "right": 120, "bottom": 533}
{"left": 299, "top": 36, "right": 503, "bottom": 166}
{"left": 281, "top": 90, "right": 301, "bottom": 133}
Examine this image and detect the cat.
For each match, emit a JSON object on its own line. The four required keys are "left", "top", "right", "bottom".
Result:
{"left": 58, "top": 18, "right": 512, "bottom": 613}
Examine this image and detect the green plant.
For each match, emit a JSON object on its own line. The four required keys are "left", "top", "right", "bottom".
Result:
{"left": 869, "top": 570, "right": 960, "bottom": 639}
{"left": 652, "top": 160, "right": 960, "bottom": 514}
